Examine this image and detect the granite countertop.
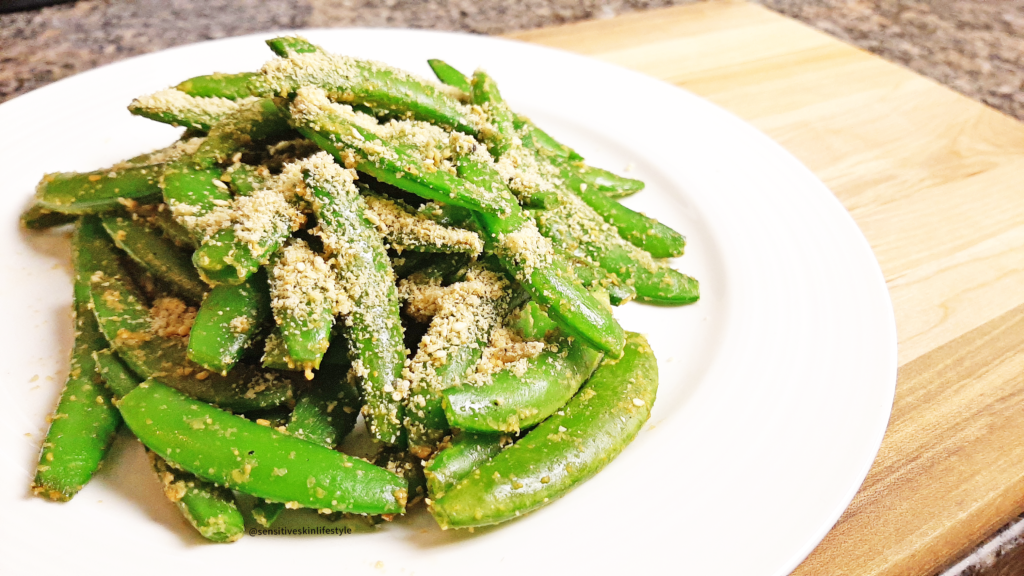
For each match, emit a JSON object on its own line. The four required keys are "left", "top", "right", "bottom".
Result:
{"left": 2, "top": 0, "right": 1023, "bottom": 122}
{"left": 2, "top": 1, "right": 1023, "bottom": 574}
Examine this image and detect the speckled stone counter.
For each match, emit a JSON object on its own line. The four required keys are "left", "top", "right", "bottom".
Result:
{"left": 2, "top": 0, "right": 1023, "bottom": 122}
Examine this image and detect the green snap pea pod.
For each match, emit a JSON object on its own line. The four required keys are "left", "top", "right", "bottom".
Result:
{"left": 300, "top": 157, "right": 407, "bottom": 445}
{"left": 261, "top": 38, "right": 476, "bottom": 134}
{"left": 31, "top": 219, "right": 121, "bottom": 502}
{"left": 148, "top": 206, "right": 198, "bottom": 249}
{"left": 223, "top": 163, "right": 271, "bottom": 195}
{"left": 94, "top": 348, "right": 141, "bottom": 398}
{"left": 261, "top": 329, "right": 299, "bottom": 371}
{"left": 190, "top": 98, "right": 292, "bottom": 170}
{"left": 129, "top": 89, "right": 257, "bottom": 132}
{"left": 88, "top": 249, "right": 293, "bottom": 411}
{"left": 289, "top": 88, "right": 516, "bottom": 218}
{"left": 402, "top": 269, "right": 511, "bottom": 459}
{"left": 531, "top": 193, "right": 699, "bottom": 305}
{"left": 149, "top": 452, "right": 245, "bottom": 542}
{"left": 424, "top": 432, "right": 507, "bottom": 499}
{"left": 160, "top": 163, "right": 231, "bottom": 243}
{"left": 35, "top": 165, "right": 163, "bottom": 214}
{"left": 513, "top": 114, "right": 582, "bottom": 161}
{"left": 267, "top": 238, "right": 336, "bottom": 371}
{"left": 431, "top": 331, "right": 657, "bottom": 529}
{"left": 176, "top": 72, "right": 262, "bottom": 100}
{"left": 119, "top": 379, "right": 407, "bottom": 514}
{"left": 187, "top": 270, "right": 271, "bottom": 374}
{"left": 443, "top": 332, "right": 603, "bottom": 434}
{"left": 100, "top": 214, "right": 207, "bottom": 303}
{"left": 266, "top": 36, "right": 319, "bottom": 57}
{"left": 20, "top": 204, "right": 77, "bottom": 229}
{"left": 426, "top": 59, "right": 471, "bottom": 94}
{"left": 470, "top": 70, "right": 516, "bottom": 157}
{"left": 390, "top": 250, "right": 432, "bottom": 279}
{"left": 453, "top": 154, "right": 626, "bottom": 357}
{"left": 192, "top": 201, "right": 303, "bottom": 287}
{"left": 363, "top": 193, "right": 483, "bottom": 255}
{"left": 568, "top": 180, "right": 686, "bottom": 258}
{"left": 551, "top": 245, "right": 635, "bottom": 306}
{"left": 90, "top": 345, "right": 245, "bottom": 541}
{"left": 553, "top": 157, "right": 645, "bottom": 198}
{"left": 376, "top": 446, "right": 427, "bottom": 505}
{"left": 251, "top": 364, "right": 361, "bottom": 527}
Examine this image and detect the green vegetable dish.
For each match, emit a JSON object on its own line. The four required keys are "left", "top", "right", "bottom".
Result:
{"left": 25, "top": 36, "right": 699, "bottom": 542}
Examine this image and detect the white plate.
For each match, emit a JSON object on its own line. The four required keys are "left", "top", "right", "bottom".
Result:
{"left": 0, "top": 29, "right": 896, "bottom": 576}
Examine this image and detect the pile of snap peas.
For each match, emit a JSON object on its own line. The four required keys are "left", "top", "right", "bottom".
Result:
{"left": 24, "top": 36, "right": 698, "bottom": 543}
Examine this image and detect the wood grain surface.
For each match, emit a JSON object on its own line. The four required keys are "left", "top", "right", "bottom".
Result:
{"left": 509, "top": 2, "right": 1024, "bottom": 574}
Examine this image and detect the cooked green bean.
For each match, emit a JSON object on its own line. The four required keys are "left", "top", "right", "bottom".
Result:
{"left": 431, "top": 332, "right": 657, "bottom": 528}
{"left": 31, "top": 218, "right": 121, "bottom": 502}
{"left": 119, "top": 379, "right": 407, "bottom": 514}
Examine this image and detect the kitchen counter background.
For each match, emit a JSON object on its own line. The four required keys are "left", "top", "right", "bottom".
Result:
{"left": 1, "top": 0, "right": 1022, "bottom": 122}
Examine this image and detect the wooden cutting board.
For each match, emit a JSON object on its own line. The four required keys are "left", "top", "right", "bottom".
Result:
{"left": 510, "top": 1, "right": 1024, "bottom": 575}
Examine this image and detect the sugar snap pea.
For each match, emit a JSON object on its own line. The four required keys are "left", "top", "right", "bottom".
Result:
{"left": 470, "top": 70, "right": 516, "bottom": 157}
{"left": 431, "top": 331, "right": 657, "bottom": 528}
{"left": 176, "top": 72, "right": 262, "bottom": 100}
{"left": 453, "top": 153, "right": 626, "bottom": 357}
{"left": 190, "top": 98, "right": 291, "bottom": 170}
{"left": 424, "top": 432, "right": 507, "bottom": 499}
{"left": 87, "top": 240, "right": 293, "bottom": 411}
{"left": 187, "top": 269, "right": 271, "bottom": 374}
{"left": 426, "top": 59, "right": 471, "bottom": 94}
{"left": 266, "top": 36, "right": 319, "bottom": 58}
{"left": 20, "top": 204, "right": 77, "bottom": 230}
{"left": 160, "top": 163, "right": 231, "bottom": 243}
{"left": 128, "top": 89, "right": 249, "bottom": 132}
{"left": 299, "top": 155, "right": 407, "bottom": 445}
{"left": 149, "top": 452, "right": 245, "bottom": 542}
{"left": 531, "top": 193, "right": 699, "bottom": 305}
{"left": 35, "top": 165, "right": 163, "bottom": 215}
{"left": 93, "top": 348, "right": 141, "bottom": 399}
{"left": 289, "top": 87, "right": 515, "bottom": 218}
{"left": 443, "top": 331, "right": 602, "bottom": 434}
{"left": 261, "top": 38, "right": 476, "bottom": 133}
{"left": 572, "top": 186, "right": 686, "bottom": 258}
{"left": 267, "top": 238, "right": 337, "bottom": 371}
{"left": 251, "top": 363, "right": 361, "bottom": 527}
{"left": 31, "top": 218, "right": 121, "bottom": 502}
{"left": 119, "top": 379, "right": 407, "bottom": 514}
{"left": 100, "top": 214, "right": 207, "bottom": 303}
{"left": 402, "top": 269, "right": 511, "bottom": 458}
